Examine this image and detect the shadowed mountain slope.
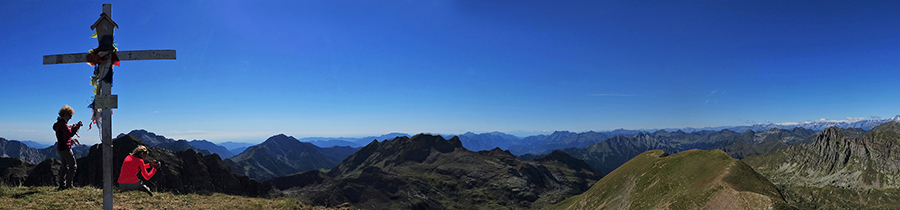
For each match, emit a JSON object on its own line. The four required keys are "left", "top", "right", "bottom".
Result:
{"left": 274, "top": 134, "right": 603, "bottom": 209}
{"left": 553, "top": 149, "right": 794, "bottom": 210}
{"left": 0, "top": 157, "right": 34, "bottom": 186}
{"left": 20, "top": 135, "right": 265, "bottom": 196}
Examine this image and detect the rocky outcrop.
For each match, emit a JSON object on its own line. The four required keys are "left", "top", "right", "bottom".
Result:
{"left": 0, "top": 157, "right": 35, "bottom": 186}
{"left": 746, "top": 124, "right": 900, "bottom": 189}
{"left": 744, "top": 122, "right": 900, "bottom": 209}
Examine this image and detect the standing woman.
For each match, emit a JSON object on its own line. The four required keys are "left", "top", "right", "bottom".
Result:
{"left": 118, "top": 145, "right": 160, "bottom": 196}
{"left": 53, "top": 105, "right": 82, "bottom": 190}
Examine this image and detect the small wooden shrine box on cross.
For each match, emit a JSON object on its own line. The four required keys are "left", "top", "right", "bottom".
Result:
{"left": 42, "top": 4, "right": 175, "bottom": 210}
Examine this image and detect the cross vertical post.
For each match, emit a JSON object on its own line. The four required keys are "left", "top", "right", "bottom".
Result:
{"left": 42, "top": 4, "right": 175, "bottom": 210}
{"left": 98, "top": 4, "right": 114, "bottom": 210}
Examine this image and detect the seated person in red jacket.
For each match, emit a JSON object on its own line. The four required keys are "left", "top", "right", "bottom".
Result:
{"left": 117, "top": 145, "right": 160, "bottom": 196}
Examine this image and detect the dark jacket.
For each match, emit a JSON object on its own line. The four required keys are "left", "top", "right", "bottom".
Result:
{"left": 53, "top": 117, "right": 80, "bottom": 151}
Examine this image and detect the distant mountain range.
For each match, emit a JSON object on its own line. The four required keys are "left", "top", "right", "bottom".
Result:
{"left": 657, "top": 115, "right": 900, "bottom": 133}
{"left": 269, "top": 134, "right": 603, "bottom": 209}
{"left": 508, "top": 130, "right": 642, "bottom": 155}
{"left": 4, "top": 119, "right": 900, "bottom": 208}
{"left": 225, "top": 134, "right": 360, "bottom": 181}
{"left": 297, "top": 132, "right": 410, "bottom": 148}
{"left": 516, "top": 127, "right": 818, "bottom": 176}
{"left": 0, "top": 137, "right": 90, "bottom": 164}
{"left": 456, "top": 131, "right": 522, "bottom": 152}
{"left": 3, "top": 114, "right": 898, "bottom": 171}
{"left": 120, "top": 130, "right": 233, "bottom": 158}
{"left": 18, "top": 140, "right": 50, "bottom": 149}
{"left": 720, "top": 127, "right": 818, "bottom": 159}
{"left": 7, "top": 114, "right": 898, "bottom": 159}
{"left": 219, "top": 141, "right": 254, "bottom": 155}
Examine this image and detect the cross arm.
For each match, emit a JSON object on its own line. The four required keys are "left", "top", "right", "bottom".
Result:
{"left": 43, "top": 50, "right": 176, "bottom": 65}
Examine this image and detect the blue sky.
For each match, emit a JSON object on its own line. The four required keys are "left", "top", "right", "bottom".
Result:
{"left": 2, "top": 0, "right": 899, "bottom": 144}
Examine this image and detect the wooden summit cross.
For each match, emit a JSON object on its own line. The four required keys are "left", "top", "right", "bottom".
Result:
{"left": 42, "top": 4, "right": 175, "bottom": 210}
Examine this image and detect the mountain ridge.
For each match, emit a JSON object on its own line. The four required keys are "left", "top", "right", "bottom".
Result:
{"left": 226, "top": 134, "right": 359, "bottom": 181}
{"left": 744, "top": 121, "right": 900, "bottom": 209}
{"left": 276, "top": 134, "right": 603, "bottom": 209}
{"left": 0, "top": 137, "right": 90, "bottom": 165}
{"left": 554, "top": 149, "right": 794, "bottom": 210}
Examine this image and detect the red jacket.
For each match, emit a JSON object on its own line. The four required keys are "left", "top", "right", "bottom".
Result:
{"left": 53, "top": 117, "right": 81, "bottom": 151}
{"left": 118, "top": 155, "right": 157, "bottom": 184}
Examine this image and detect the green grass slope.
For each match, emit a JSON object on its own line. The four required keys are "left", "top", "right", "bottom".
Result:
{"left": 551, "top": 149, "right": 794, "bottom": 210}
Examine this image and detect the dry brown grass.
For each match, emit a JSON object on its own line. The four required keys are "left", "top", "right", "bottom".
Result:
{"left": 0, "top": 186, "right": 353, "bottom": 210}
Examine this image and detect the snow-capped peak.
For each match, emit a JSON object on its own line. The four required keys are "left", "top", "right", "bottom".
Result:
{"left": 774, "top": 117, "right": 867, "bottom": 126}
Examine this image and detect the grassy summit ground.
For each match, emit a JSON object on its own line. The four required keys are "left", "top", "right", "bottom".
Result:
{"left": 552, "top": 149, "right": 795, "bottom": 210}
{"left": 0, "top": 186, "right": 347, "bottom": 210}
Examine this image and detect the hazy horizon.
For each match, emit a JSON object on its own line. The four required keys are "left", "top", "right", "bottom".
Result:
{"left": 5, "top": 114, "right": 898, "bottom": 145}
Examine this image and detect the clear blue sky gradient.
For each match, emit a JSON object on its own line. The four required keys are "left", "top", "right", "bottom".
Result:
{"left": 2, "top": 1, "right": 899, "bottom": 144}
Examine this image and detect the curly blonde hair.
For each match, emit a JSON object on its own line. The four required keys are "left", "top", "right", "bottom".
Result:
{"left": 58, "top": 105, "right": 74, "bottom": 117}
{"left": 130, "top": 145, "right": 150, "bottom": 158}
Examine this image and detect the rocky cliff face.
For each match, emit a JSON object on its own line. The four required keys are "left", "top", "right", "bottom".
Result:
{"left": 744, "top": 122, "right": 900, "bottom": 209}
{"left": 275, "top": 134, "right": 603, "bottom": 209}
{"left": 746, "top": 123, "right": 900, "bottom": 189}
{"left": 0, "top": 138, "right": 47, "bottom": 164}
